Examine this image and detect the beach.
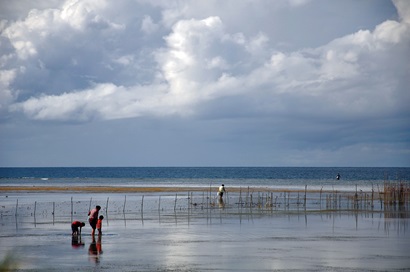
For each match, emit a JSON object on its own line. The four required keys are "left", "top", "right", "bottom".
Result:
{"left": 1, "top": 186, "right": 409, "bottom": 271}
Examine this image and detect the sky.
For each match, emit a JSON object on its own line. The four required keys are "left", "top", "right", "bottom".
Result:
{"left": 0, "top": 0, "right": 409, "bottom": 167}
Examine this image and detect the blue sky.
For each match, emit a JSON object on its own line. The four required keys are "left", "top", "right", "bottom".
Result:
{"left": 0, "top": 0, "right": 409, "bottom": 167}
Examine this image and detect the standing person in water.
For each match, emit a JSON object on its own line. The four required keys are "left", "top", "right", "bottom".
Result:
{"left": 218, "top": 184, "right": 226, "bottom": 199}
{"left": 88, "top": 205, "right": 101, "bottom": 236}
{"left": 336, "top": 173, "right": 341, "bottom": 180}
{"left": 96, "top": 215, "right": 104, "bottom": 236}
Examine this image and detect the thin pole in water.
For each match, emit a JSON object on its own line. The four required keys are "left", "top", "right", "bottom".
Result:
{"left": 88, "top": 197, "right": 92, "bottom": 212}
{"left": 123, "top": 195, "right": 127, "bottom": 213}
{"left": 304, "top": 185, "right": 307, "bottom": 208}
{"left": 141, "top": 195, "right": 144, "bottom": 213}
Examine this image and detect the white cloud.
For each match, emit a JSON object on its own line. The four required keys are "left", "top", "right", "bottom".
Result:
{"left": 394, "top": 0, "right": 410, "bottom": 24}
{"left": 60, "top": 0, "right": 119, "bottom": 30}
{"left": 4, "top": 3, "right": 409, "bottom": 122}
{"left": 10, "top": 83, "right": 183, "bottom": 121}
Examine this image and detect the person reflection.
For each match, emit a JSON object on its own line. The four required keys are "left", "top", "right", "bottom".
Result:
{"left": 71, "top": 234, "right": 85, "bottom": 249}
{"left": 88, "top": 234, "right": 103, "bottom": 263}
{"left": 218, "top": 197, "right": 225, "bottom": 209}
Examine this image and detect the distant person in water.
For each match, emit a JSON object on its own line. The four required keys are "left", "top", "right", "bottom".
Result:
{"left": 96, "top": 215, "right": 104, "bottom": 235}
{"left": 218, "top": 184, "right": 226, "bottom": 199}
{"left": 71, "top": 221, "right": 85, "bottom": 236}
{"left": 88, "top": 205, "right": 101, "bottom": 236}
{"left": 336, "top": 173, "right": 341, "bottom": 180}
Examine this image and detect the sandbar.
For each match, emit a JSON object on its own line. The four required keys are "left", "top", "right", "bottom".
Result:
{"left": 0, "top": 185, "right": 355, "bottom": 194}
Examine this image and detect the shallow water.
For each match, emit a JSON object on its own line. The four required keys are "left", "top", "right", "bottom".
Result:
{"left": 2, "top": 166, "right": 409, "bottom": 193}
{"left": 1, "top": 192, "right": 410, "bottom": 271}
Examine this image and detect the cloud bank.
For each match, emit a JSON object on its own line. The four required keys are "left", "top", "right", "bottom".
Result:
{"left": 0, "top": 0, "right": 409, "bottom": 166}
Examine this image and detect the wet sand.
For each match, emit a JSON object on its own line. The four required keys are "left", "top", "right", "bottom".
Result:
{"left": 0, "top": 185, "right": 324, "bottom": 193}
{"left": 1, "top": 189, "right": 409, "bottom": 271}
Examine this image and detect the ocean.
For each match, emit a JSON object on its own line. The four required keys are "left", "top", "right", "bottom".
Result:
{"left": 1, "top": 167, "right": 410, "bottom": 271}
{"left": 1, "top": 167, "right": 409, "bottom": 192}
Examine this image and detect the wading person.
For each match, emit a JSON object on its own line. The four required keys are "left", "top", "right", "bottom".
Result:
{"left": 218, "top": 184, "right": 226, "bottom": 199}
{"left": 97, "top": 215, "right": 104, "bottom": 235}
{"left": 71, "top": 221, "right": 85, "bottom": 236}
{"left": 88, "top": 205, "right": 101, "bottom": 236}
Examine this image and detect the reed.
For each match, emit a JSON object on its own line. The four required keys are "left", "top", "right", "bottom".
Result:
{"left": 383, "top": 181, "right": 409, "bottom": 207}
{"left": 3, "top": 182, "right": 409, "bottom": 225}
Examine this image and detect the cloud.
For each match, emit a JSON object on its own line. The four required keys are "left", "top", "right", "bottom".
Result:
{"left": 10, "top": 83, "right": 179, "bottom": 121}
{"left": 141, "top": 15, "right": 159, "bottom": 34}
{"left": 0, "top": 0, "right": 409, "bottom": 166}
{"left": 1, "top": 0, "right": 407, "bottom": 124}
{"left": 394, "top": 0, "right": 410, "bottom": 23}
{"left": 0, "top": 69, "right": 17, "bottom": 113}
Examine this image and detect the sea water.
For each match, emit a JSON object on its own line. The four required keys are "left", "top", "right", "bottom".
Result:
{"left": 1, "top": 167, "right": 409, "bottom": 192}
{"left": 1, "top": 167, "right": 410, "bottom": 271}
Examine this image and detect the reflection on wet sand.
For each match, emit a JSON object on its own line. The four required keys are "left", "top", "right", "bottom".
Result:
{"left": 218, "top": 197, "right": 225, "bottom": 209}
{"left": 88, "top": 235, "right": 103, "bottom": 264}
{"left": 1, "top": 192, "right": 409, "bottom": 271}
{"left": 72, "top": 234, "right": 85, "bottom": 249}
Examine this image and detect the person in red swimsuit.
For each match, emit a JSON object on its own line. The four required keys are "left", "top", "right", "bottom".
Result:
{"left": 71, "top": 221, "right": 85, "bottom": 236}
{"left": 96, "top": 215, "right": 104, "bottom": 235}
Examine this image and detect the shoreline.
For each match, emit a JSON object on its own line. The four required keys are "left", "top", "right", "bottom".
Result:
{"left": 0, "top": 185, "right": 372, "bottom": 194}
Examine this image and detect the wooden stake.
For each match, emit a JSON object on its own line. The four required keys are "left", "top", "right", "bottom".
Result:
{"left": 88, "top": 197, "right": 92, "bottom": 211}
{"left": 174, "top": 194, "right": 177, "bottom": 211}
{"left": 123, "top": 195, "right": 127, "bottom": 213}
{"left": 304, "top": 185, "right": 307, "bottom": 207}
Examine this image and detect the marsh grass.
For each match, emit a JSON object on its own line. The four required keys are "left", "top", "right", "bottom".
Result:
{"left": 383, "top": 181, "right": 409, "bottom": 206}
